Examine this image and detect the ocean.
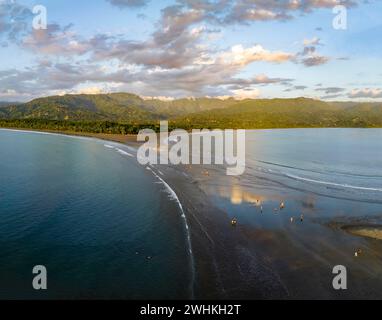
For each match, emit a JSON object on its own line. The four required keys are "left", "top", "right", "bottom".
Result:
{"left": 1, "top": 128, "right": 382, "bottom": 299}
{"left": 0, "top": 129, "right": 192, "bottom": 299}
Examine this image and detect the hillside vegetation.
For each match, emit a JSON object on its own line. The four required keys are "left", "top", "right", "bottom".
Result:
{"left": 0, "top": 93, "right": 236, "bottom": 122}
{"left": 172, "top": 98, "right": 382, "bottom": 129}
{"left": 0, "top": 93, "right": 381, "bottom": 133}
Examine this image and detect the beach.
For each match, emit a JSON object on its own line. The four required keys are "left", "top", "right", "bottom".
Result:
{"left": 140, "top": 129, "right": 382, "bottom": 299}
{"left": 154, "top": 165, "right": 382, "bottom": 299}
{"left": 1, "top": 127, "right": 382, "bottom": 299}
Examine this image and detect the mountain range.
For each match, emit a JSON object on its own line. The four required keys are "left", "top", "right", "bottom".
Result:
{"left": 0, "top": 93, "right": 381, "bottom": 130}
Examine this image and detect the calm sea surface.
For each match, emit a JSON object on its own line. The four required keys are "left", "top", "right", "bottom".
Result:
{"left": 1, "top": 128, "right": 382, "bottom": 299}
{"left": 0, "top": 129, "right": 191, "bottom": 299}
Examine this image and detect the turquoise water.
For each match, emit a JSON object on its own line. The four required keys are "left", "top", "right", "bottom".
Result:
{"left": 0, "top": 130, "right": 191, "bottom": 299}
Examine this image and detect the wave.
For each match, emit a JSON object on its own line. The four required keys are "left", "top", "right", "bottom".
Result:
{"left": 248, "top": 159, "right": 382, "bottom": 192}
{"left": 1, "top": 128, "right": 91, "bottom": 141}
{"left": 285, "top": 173, "right": 382, "bottom": 192}
{"left": 104, "top": 144, "right": 134, "bottom": 158}
{"left": 255, "top": 159, "right": 382, "bottom": 179}
{"left": 115, "top": 148, "right": 134, "bottom": 158}
{"left": 157, "top": 170, "right": 164, "bottom": 176}
{"left": 146, "top": 167, "right": 195, "bottom": 299}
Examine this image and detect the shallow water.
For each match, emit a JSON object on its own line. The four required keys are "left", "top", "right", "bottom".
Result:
{"left": 190, "top": 129, "right": 382, "bottom": 298}
{"left": 2, "top": 128, "right": 382, "bottom": 299}
{"left": 203, "top": 129, "right": 382, "bottom": 217}
{"left": 0, "top": 129, "right": 191, "bottom": 299}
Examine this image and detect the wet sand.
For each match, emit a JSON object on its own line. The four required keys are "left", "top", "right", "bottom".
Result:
{"left": 4, "top": 127, "right": 382, "bottom": 299}
{"left": 0, "top": 127, "right": 139, "bottom": 145}
{"left": 42, "top": 131, "right": 382, "bottom": 299}
{"left": 156, "top": 163, "right": 382, "bottom": 300}
{"left": 343, "top": 225, "right": 382, "bottom": 241}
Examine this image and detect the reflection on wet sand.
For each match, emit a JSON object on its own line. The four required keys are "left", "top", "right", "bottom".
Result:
{"left": 226, "top": 184, "right": 268, "bottom": 205}
{"left": 179, "top": 129, "right": 382, "bottom": 298}
{"left": 343, "top": 225, "right": 382, "bottom": 241}
{"left": 215, "top": 182, "right": 278, "bottom": 206}
{"left": 187, "top": 164, "right": 382, "bottom": 298}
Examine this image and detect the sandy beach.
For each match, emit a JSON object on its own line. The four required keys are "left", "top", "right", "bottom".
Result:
{"left": 3, "top": 127, "right": 382, "bottom": 300}
{"left": 163, "top": 163, "right": 382, "bottom": 299}
{"left": 342, "top": 225, "right": 382, "bottom": 241}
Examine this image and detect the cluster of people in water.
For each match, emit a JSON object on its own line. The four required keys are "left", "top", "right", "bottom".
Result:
{"left": 231, "top": 201, "right": 306, "bottom": 227}
{"left": 230, "top": 201, "right": 365, "bottom": 259}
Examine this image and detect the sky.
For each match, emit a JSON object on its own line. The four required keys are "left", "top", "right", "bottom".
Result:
{"left": 0, "top": 0, "right": 381, "bottom": 102}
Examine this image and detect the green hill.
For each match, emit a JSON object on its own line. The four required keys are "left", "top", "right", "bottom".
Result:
{"left": 171, "top": 98, "right": 382, "bottom": 129}
{"left": 0, "top": 102, "right": 18, "bottom": 108}
{"left": 0, "top": 93, "right": 237, "bottom": 122}
{"left": 0, "top": 94, "right": 382, "bottom": 133}
{"left": 0, "top": 94, "right": 157, "bottom": 122}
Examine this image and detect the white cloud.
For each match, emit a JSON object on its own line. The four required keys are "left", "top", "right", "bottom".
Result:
{"left": 349, "top": 88, "right": 382, "bottom": 99}
{"left": 303, "top": 37, "right": 321, "bottom": 46}
{"left": 141, "top": 95, "right": 175, "bottom": 101}
{"left": 106, "top": 0, "right": 149, "bottom": 8}
{"left": 232, "top": 88, "right": 261, "bottom": 100}
{"left": 220, "top": 44, "right": 294, "bottom": 66}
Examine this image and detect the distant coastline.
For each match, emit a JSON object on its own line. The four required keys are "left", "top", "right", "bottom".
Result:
{"left": 2, "top": 127, "right": 382, "bottom": 299}
{"left": 2, "top": 124, "right": 382, "bottom": 147}
{"left": 1, "top": 94, "right": 382, "bottom": 132}
{"left": 0, "top": 126, "right": 139, "bottom": 145}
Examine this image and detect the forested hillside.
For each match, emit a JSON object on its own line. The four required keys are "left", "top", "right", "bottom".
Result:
{"left": 0, "top": 94, "right": 381, "bottom": 133}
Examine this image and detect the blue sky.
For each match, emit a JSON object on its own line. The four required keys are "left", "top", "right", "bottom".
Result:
{"left": 0, "top": 0, "right": 381, "bottom": 101}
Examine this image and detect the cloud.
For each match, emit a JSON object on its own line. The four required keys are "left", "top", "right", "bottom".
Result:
{"left": 1, "top": 0, "right": 369, "bottom": 101}
{"left": 89, "top": 2, "right": 294, "bottom": 70}
{"left": 223, "top": 0, "right": 360, "bottom": 24}
{"left": 70, "top": 86, "right": 105, "bottom": 95}
{"left": 0, "top": 3, "right": 91, "bottom": 57}
{"left": 0, "top": 62, "right": 120, "bottom": 100}
{"left": 231, "top": 88, "right": 261, "bottom": 100}
{"left": 294, "top": 85, "right": 308, "bottom": 90}
{"left": 301, "top": 55, "right": 329, "bottom": 66}
{"left": 169, "top": 0, "right": 363, "bottom": 28}
{"left": 141, "top": 95, "right": 176, "bottom": 101}
{"left": 86, "top": 3, "right": 296, "bottom": 96}
{"left": 0, "top": 1, "right": 298, "bottom": 101}
{"left": 215, "top": 88, "right": 261, "bottom": 100}
{"left": 0, "top": 0, "right": 33, "bottom": 43}
{"left": 320, "top": 93, "right": 343, "bottom": 100}
{"left": 0, "top": 55, "right": 293, "bottom": 101}
{"left": 297, "top": 35, "right": 329, "bottom": 67}
{"left": 303, "top": 37, "right": 322, "bottom": 46}
{"left": 225, "top": 7, "right": 291, "bottom": 23}
{"left": 348, "top": 88, "right": 382, "bottom": 99}
{"left": 316, "top": 87, "right": 345, "bottom": 94}
{"left": 220, "top": 44, "right": 294, "bottom": 65}
{"left": 23, "top": 24, "right": 90, "bottom": 56}
{"left": 90, "top": 5, "right": 209, "bottom": 69}
{"left": 106, "top": 0, "right": 150, "bottom": 8}
{"left": 283, "top": 85, "right": 308, "bottom": 92}
{"left": 317, "top": 87, "right": 346, "bottom": 99}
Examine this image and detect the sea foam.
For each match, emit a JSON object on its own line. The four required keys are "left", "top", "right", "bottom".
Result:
{"left": 146, "top": 167, "right": 195, "bottom": 298}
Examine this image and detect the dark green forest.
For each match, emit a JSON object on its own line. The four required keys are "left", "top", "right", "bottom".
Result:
{"left": 1, "top": 93, "right": 381, "bottom": 133}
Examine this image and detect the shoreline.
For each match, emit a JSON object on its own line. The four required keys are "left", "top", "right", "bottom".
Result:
{"left": 0, "top": 127, "right": 139, "bottom": 145}
{"left": 0, "top": 127, "right": 212, "bottom": 299}
{"left": 0, "top": 126, "right": 255, "bottom": 298}
{"left": 342, "top": 225, "right": 382, "bottom": 241}
{"left": 2, "top": 127, "right": 382, "bottom": 299}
